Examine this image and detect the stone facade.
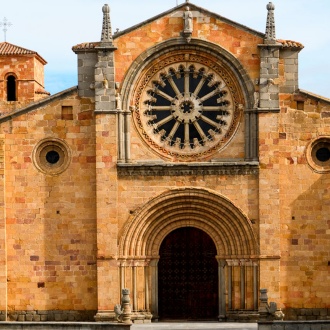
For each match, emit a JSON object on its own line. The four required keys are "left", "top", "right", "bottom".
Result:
{"left": 0, "top": 1, "right": 329, "bottom": 323}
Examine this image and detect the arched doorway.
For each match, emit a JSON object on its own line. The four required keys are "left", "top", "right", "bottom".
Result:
{"left": 118, "top": 188, "right": 260, "bottom": 321}
{"left": 158, "top": 227, "right": 218, "bottom": 320}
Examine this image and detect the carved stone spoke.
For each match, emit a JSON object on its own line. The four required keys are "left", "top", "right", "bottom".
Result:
{"left": 168, "top": 121, "right": 180, "bottom": 139}
{"left": 184, "top": 122, "right": 190, "bottom": 145}
{"left": 155, "top": 115, "right": 175, "bottom": 129}
{"left": 138, "top": 59, "right": 238, "bottom": 157}
{"left": 193, "top": 121, "right": 207, "bottom": 142}
{"left": 193, "top": 77, "right": 206, "bottom": 97}
{"left": 168, "top": 76, "right": 182, "bottom": 97}
{"left": 200, "top": 115, "right": 224, "bottom": 129}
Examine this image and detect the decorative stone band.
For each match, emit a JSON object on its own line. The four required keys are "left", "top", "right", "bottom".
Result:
{"left": 5, "top": 310, "right": 96, "bottom": 322}
{"left": 117, "top": 161, "right": 259, "bottom": 177}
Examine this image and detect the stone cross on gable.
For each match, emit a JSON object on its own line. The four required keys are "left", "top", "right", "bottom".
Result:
{"left": 0, "top": 17, "right": 12, "bottom": 42}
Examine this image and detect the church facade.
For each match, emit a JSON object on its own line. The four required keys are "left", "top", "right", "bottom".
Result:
{"left": 0, "top": 1, "right": 329, "bottom": 323}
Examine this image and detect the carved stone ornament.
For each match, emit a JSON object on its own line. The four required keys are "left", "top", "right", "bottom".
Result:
{"left": 132, "top": 51, "right": 244, "bottom": 162}
{"left": 183, "top": 6, "right": 193, "bottom": 42}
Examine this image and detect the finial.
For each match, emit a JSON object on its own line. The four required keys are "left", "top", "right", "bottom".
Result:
{"left": 100, "top": 4, "right": 113, "bottom": 45}
{"left": 265, "top": 2, "right": 276, "bottom": 42}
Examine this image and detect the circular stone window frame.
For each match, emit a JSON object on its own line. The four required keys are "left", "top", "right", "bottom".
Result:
{"left": 33, "top": 138, "right": 72, "bottom": 175}
{"left": 306, "top": 136, "right": 330, "bottom": 174}
{"left": 131, "top": 50, "right": 245, "bottom": 162}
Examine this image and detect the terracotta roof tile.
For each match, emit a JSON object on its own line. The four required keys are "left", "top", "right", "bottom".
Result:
{"left": 0, "top": 42, "right": 47, "bottom": 64}
{"left": 35, "top": 88, "right": 50, "bottom": 95}
{"left": 277, "top": 39, "right": 304, "bottom": 49}
{"left": 72, "top": 42, "right": 100, "bottom": 52}
{"left": 0, "top": 41, "right": 37, "bottom": 55}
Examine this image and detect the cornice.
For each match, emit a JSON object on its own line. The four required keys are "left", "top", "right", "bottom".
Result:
{"left": 117, "top": 161, "right": 259, "bottom": 177}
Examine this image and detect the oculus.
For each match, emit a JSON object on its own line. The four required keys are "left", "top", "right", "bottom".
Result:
{"left": 132, "top": 52, "right": 244, "bottom": 161}
{"left": 306, "top": 137, "right": 330, "bottom": 173}
{"left": 33, "top": 138, "right": 71, "bottom": 175}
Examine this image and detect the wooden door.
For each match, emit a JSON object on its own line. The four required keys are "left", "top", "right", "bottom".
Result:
{"left": 158, "top": 227, "right": 218, "bottom": 320}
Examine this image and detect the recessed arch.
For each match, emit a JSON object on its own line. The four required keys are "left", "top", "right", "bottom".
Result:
{"left": 118, "top": 187, "right": 259, "bottom": 260}
{"left": 121, "top": 38, "right": 255, "bottom": 111}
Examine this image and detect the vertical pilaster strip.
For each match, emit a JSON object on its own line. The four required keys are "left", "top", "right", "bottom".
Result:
{"left": 0, "top": 135, "right": 6, "bottom": 319}
{"left": 94, "top": 4, "right": 119, "bottom": 318}
{"left": 258, "top": 1, "right": 281, "bottom": 304}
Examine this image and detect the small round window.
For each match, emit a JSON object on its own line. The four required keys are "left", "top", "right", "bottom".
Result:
{"left": 306, "top": 137, "right": 330, "bottom": 173}
{"left": 46, "top": 150, "right": 60, "bottom": 164}
{"left": 33, "top": 138, "right": 71, "bottom": 175}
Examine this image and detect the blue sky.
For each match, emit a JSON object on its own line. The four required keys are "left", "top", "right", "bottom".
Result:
{"left": 1, "top": 0, "right": 329, "bottom": 98}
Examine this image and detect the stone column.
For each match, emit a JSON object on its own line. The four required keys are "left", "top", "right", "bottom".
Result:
{"left": 245, "top": 109, "right": 259, "bottom": 161}
{"left": 132, "top": 265, "right": 137, "bottom": 312}
{"left": 227, "top": 264, "right": 233, "bottom": 310}
{"left": 218, "top": 259, "right": 226, "bottom": 321}
{"left": 117, "top": 108, "right": 125, "bottom": 163}
{"left": 144, "top": 265, "right": 150, "bottom": 311}
{"left": 149, "top": 259, "right": 159, "bottom": 320}
{"left": 253, "top": 262, "right": 259, "bottom": 310}
{"left": 240, "top": 264, "right": 246, "bottom": 309}
{"left": 124, "top": 108, "right": 132, "bottom": 162}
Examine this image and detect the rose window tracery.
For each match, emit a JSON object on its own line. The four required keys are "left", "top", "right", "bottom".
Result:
{"left": 133, "top": 53, "right": 243, "bottom": 161}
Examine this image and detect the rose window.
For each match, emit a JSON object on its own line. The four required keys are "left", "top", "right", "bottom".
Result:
{"left": 133, "top": 55, "right": 242, "bottom": 161}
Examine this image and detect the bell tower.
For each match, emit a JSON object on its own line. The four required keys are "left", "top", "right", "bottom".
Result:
{"left": 0, "top": 42, "right": 49, "bottom": 113}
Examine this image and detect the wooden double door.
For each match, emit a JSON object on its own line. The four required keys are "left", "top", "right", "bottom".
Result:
{"left": 158, "top": 227, "right": 218, "bottom": 320}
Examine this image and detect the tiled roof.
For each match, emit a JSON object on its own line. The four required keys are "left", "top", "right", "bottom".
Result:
{"left": 72, "top": 42, "right": 101, "bottom": 52}
{"left": 277, "top": 39, "right": 304, "bottom": 49}
{"left": 0, "top": 42, "right": 36, "bottom": 55}
{"left": 35, "top": 88, "right": 50, "bottom": 95}
{"left": 0, "top": 42, "right": 47, "bottom": 64}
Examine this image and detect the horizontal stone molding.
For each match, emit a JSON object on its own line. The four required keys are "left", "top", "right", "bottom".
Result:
{"left": 117, "top": 161, "right": 259, "bottom": 177}
{"left": 0, "top": 322, "right": 130, "bottom": 329}
{"left": 258, "top": 320, "right": 330, "bottom": 330}
{"left": 5, "top": 310, "right": 96, "bottom": 322}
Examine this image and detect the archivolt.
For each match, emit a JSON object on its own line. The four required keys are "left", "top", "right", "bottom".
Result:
{"left": 120, "top": 38, "right": 255, "bottom": 112}
{"left": 118, "top": 188, "right": 259, "bottom": 259}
